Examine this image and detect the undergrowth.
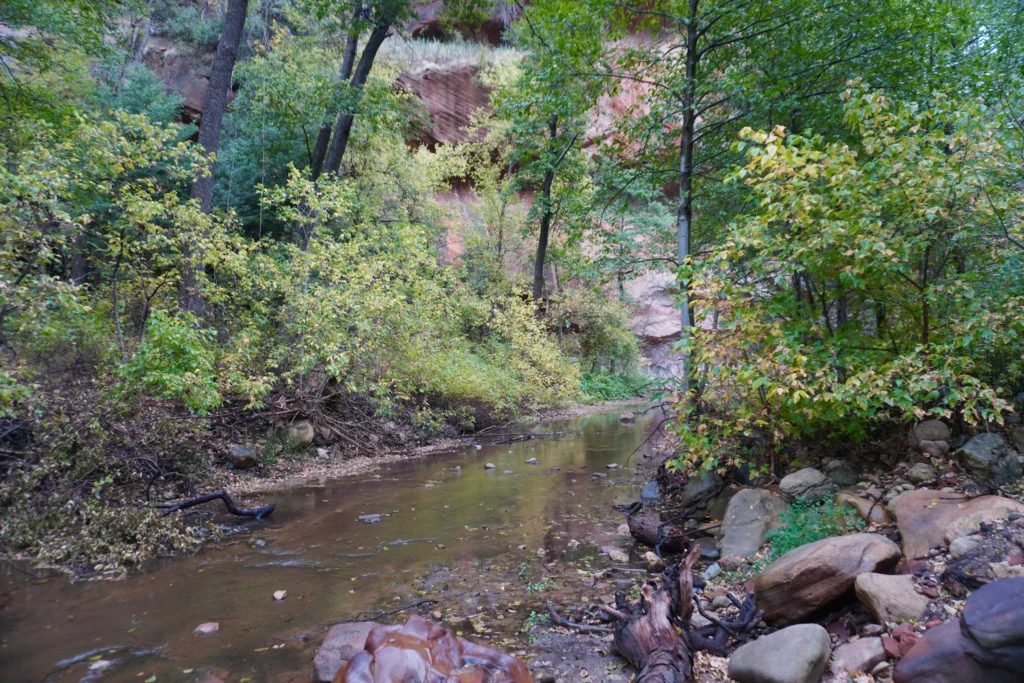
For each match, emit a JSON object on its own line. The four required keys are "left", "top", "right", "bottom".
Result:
{"left": 764, "top": 497, "right": 865, "bottom": 562}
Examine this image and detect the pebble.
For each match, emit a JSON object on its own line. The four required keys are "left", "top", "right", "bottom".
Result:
{"left": 484, "top": 462, "right": 495, "bottom": 469}
{"left": 703, "top": 563, "right": 722, "bottom": 580}
{"left": 194, "top": 622, "right": 220, "bottom": 635}
{"left": 358, "top": 514, "right": 382, "bottom": 524}
{"left": 712, "top": 595, "right": 733, "bottom": 609}
{"left": 606, "top": 463, "right": 620, "bottom": 469}
{"left": 526, "top": 458, "right": 539, "bottom": 465}
{"left": 88, "top": 660, "right": 113, "bottom": 672}
{"left": 432, "top": 611, "right": 442, "bottom": 620}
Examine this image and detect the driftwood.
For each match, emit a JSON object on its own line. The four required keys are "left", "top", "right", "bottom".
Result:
{"left": 158, "top": 490, "right": 275, "bottom": 519}
{"left": 627, "top": 514, "right": 688, "bottom": 553}
{"left": 604, "top": 546, "right": 762, "bottom": 683}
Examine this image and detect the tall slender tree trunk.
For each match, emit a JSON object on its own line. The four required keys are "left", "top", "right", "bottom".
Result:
{"left": 676, "top": 0, "right": 699, "bottom": 394}
{"left": 310, "top": 4, "right": 362, "bottom": 179}
{"left": 532, "top": 115, "right": 558, "bottom": 307}
{"left": 323, "top": 18, "right": 393, "bottom": 177}
{"left": 179, "top": 0, "right": 249, "bottom": 316}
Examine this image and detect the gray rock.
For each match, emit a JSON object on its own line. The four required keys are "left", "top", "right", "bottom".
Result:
{"left": 314, "top": 622, "right": 377, "bottom": 682}
{"left": 358, "top": 514, "right": 382, "bottom": 524}
{"left": 912, "top": 419, "right": 952, "bottom": 445}
{"left": 779, "top": 468, "right": 834, "bottom": 503}
{"left": 641, "top": 480, "right": 660, "bottom": 502}
{"left": 679, "top": 471, "right": 724, "bottom": 508}
{"left": 919, "top": 440, "right": 950, "bottom": 458}
{"left": 712, "top": 595, "right": 733, "bottom": 609}
{"left": 960, "top": 577, "right": 1024, "bottom": 668}
{"left": 526, "top": 458, "right": 539, "bottom": 465}
{"left": 619, "top": 412, "right": 635, "bottom": 424}
{"left": 907, "top": 462, "right": 936, "bottom": 485}
{"left": 948, "top": 534, "right": 986, "bottom": 561}
{"left": 703, "top": 563, "right": 722, "bottom": 580}
{"left": 855, "top": 573, "right": 931, "bottom": 623}
{"left": 826, "top": 463, "right": 859, "bottom": 487}
{"left": 956, "top": 433, "right": 1022, "bottom": 485}
{"left": 718, "top": 488, "right": 787, "bottom": 558}
{"left": 832, "top": 637, "right": 886, "bottom": 676}
{"left": 728, "top": 624, "right": 831, "bottom": 683}
{"left": 484, "top": 462, "right": 496, "bottom": 469}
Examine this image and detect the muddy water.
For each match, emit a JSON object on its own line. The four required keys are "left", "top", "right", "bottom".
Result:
{"left": 1, "top": 410, "right": 661, "bottom": 683}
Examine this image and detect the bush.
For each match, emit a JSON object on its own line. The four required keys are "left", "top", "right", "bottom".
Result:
{"left": 164, "top": 4, "right": 223, "bottom": 48}
{"left": 765, "top": 497, "right": 864, "bottom": 561}
{"left": 581, "top": 370, "right": 648, "bottom": 402}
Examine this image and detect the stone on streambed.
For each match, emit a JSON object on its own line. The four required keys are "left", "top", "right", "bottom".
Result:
{"left": 717, "top": 488, "right": 786, "bottom": 558}
{"left": 678, "top": 471, "right": 723, "bottom": 508}
{"left": 194, "top": 622, "right": 220, "bottom": 635}
{"left": 855, "top": 573, "right": 931, "bottom": 623}
{"left": 907, "top": 462, "right": 936, "bottom": 485}
{"left": 226, "top": 444, "right": 257, "bottom": 470}
{"left": 956, "top": 433, "right": 1022, "bottom": 485}
{"left": 831, "top": 636, "right": 887, "bottom": 676}
{"left": 960, "top": 577, "right": 1024, "bottom": 668}
{"left": 779, "top": 468, "right": 834, "bottom": 503}
{"left": 891, "top": 489, "right": 1024, "bottom": 559}
{"left": 315, "top": 621, "right": 379, "bottom": 682}
{"left": 728, "top": 624, "right": 831, "bottom": 683}
{"left": 641, "top": 480, "right": 661, "bottom": 502}
{"left": 754, "top": 533, "right": 901, "bottom": 624}
{"left": 894, "top": 621, "right": 1018, "bottom": 683}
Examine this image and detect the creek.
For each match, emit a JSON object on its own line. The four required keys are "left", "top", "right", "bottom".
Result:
{"left": 1, "top": 409, "right": 662, "bottom": 683}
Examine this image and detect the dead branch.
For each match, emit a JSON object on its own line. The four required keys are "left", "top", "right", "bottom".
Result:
{"left": 157, "top": 490, "right": 275, "bottom": 519}
{"left": 546, "top": 605, "right": 614, "bottom": 633}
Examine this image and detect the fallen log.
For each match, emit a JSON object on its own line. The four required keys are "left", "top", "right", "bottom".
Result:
{"left": 158, "top": 490, "right": 275, "bottom": 519}
{"left": 627, "top": 513, "right": 688, "bottom": 553}
{"left": 606, "top": 546, "right": 762, "bottom": 682}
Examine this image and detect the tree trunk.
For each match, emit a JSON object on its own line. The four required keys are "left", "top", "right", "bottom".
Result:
{"left": 322, "top": 17, "right": 393, "bottom": 177}
{"left": 180, "top": 0, "right": 249, "bottom": 315}
{"left": 310, "top": 4, "right": 362, "bottom": 180}
{"left": 532, "top": 114, "right": 558, "bottom": 307}
{"left": 676, "top": 0, "right": 699, "bottom": 394}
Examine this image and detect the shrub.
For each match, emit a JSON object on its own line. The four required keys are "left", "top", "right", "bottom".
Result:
{"left": 765, "top": 497, "right": 864, "bottom": 561}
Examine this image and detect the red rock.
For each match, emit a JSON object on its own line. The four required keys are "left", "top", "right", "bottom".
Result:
{"left": 893, "top": 622, "right": 916, "bottom": 640}
{"left": 1008, "top": 553, "right": 1024, "bottom": 566}
{"left": 882, "top": 635, "right": 902, "bottom": 658}
{"left": 919, "top": 586, "right": 939, "bottom": 599}
{"left": 397, "top": 68, "right": 492, "bottom": 147}
{"left": 925, "top": 619, "right": 944, "bottom": 630}
{"left": 891, "top": 489, "right": 1024, "bottom": 559}
{"left": 900, "top": 560, "right": 929, "bottom": 575}
{"left": 893, "top": 621, "right": 1018, "bottom": 683}
{"left": 899, "top": 631, "right": 922, "bottom": 656}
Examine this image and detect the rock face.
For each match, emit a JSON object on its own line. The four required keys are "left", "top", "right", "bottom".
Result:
{"left": 893, "top": 580, "right": 1024, "bottom": 683}
{"left": 728, "top": 624, "right": 831, "bottom": 683}
{"left": 891, "top": 489, "right": 1024, "bottom": 559}
{"left": 717, "top": 488, "right": 787, "bottom": 558}
{"left": 837, "top": 492, "right": 893, "bottom": 525}
{"left": 831, "top": 637, "right": 887, "bottom": 675}
{"left": 855, "top": 573, "right": 931, "bottom": 623}
{"left": 960, "top": 577, "right": 1024, "bottom": 669}
{"left": 956, "top": 433, "right": 1022, "bottom": 484}
{"left": 754, "top": 533, "right": 902, "bottom": 624}
{"left": 397, "top": 67, "right": 493, "bottom": 147}
{"left": 779, "top": 468, "right": 833, "bottom": 502}
{"left": 912, "top": 420, "right": 952, "bottom": 446}
{"left": 315, "top": 622, "right": 378, "bottom": 682}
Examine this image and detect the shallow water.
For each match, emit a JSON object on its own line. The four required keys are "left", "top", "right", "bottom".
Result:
{"left": 1, "top": 410, "right": 660, "bottom": 683}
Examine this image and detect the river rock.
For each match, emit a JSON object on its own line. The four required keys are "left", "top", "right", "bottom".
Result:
{"left": 948, "top": 534, "right": 986, "bottom": 560}
{"left": 907, "top": 463, "right": 936, "bottom": 485}
{"left": 912, "top": 420, "right": 952, "bottom": 446}
{"left": 619, "top": 412, "right": 635, "bottom": 424}
{"left": 837, "top": 492, "right": 893, "bottom": 525}
{"left": 193, "top": 621, "right": 220, "bottom": 635}
{"left": 643, "top": 551, "right": 665, "bottom": 573}
{"left": 728, "top": 624, "right": 831, "bottom": 683}
{"left": 891, "top": 489, "right": 1024, "bottom": 559}
{"left": 282, "top": 419, "right": 315, "bottom": 448}
{"left": 855, "top": 573, "right": 931, "bottom": 623}
{"left": 226, "top": 444, "right": 257, "bottom": 470}
{"left": 485, "top": 462, "right": 496, "bottom": 469}
{"left": 718, "top": 488, "right": 787, "bottom": 558}
{"left": 779, "top": 468, "right": 833, "bottom": 502}
{"left": 526, "top": 458, "right": 539, "bottom": 465}
{"left": 826, "top": 463, "right": 859, "bottom": 487}
{"left": 893, "top": 621, "right": 1018, "bottom": 683}
{"left": 315, "top": 621, "right": 378, "bottom": 682}
{"left": 955, "top": 433, "right": 1022, "bottom": 484}
{"left": 960, "top": 577, "right": 1024, "bottom": 668}
{"left": 919, "top": 440, "right": 950, "bottom": 458}
{"left": 679, "top": 471, "right": 723, "bottom": 508}
{"left": 831, "top": 636, "right": 887, "bottom": 675}
{"left": 608, "top": 549, "right": 629, "bottom": 563}
{"left": 1010, "top": 426, "right": 1024, "bottom": 453}
{"left": 754, "top": 533, "right": 901, "bottom": 624}
{"left": 641, "top": 480, "right": 660, "bottom": 502}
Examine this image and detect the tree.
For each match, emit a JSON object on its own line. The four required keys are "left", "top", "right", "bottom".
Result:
{"left": 180, "top": 0, "right": 251, "bottom": 315}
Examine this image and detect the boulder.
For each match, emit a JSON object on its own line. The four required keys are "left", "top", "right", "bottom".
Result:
{"left": 315, "top": 622, "right": 378, "bottom": 682}
{"left": 728, "top": 624, "right": 831, "bottom": 683}
{"left": 907, "top": 463, "right": 936, "bottom": 485}
{"left": 641, "top": 480, "right": 660, "bottom": 502}
{"left": 717, "top": 488, "right": 787, "bottom": 558}
{"left": 282, "top": 419, "right": 315, "bottom": 449}
{"left": 960, "top": 577, "right": 1024, "bottom": 669}
{"left": 619, "top": 412, "right": 635, "bottom": 424}
{"left": 226, "top": 444, "right": 257, "bottom": 470}
{"left": 943, "top": 506, "right": 1024, "bottom": 545}
{"left": 891, "top": 489, "right": 1024, "bottom": 559}
{"left": 678, "top": 471, "right": 724, "bottom": 508}
{"left": 779, "top": 468, "right": 833, "bottom": 502}
{"left": 831, "top": 637, "right": 887, "bottom": 675}
{"left": 1009, "top": 426, "right": 1024, "bottom": 453}
{"left": 754, "top": 533, "right": 901, "bottom": 624}
{"left": 855, "top": 573, "right": 931, "bottom": 623}
{"left": 893, "top": 621, "right": 1017, "bottom": 683}
{"left": 912, "top": 420, "right": 952, "bottom": 446}
{"left": 836, "top": 492, "right": 893, "bottom": 525}
{"left": 948, "top": 534, "right": 986, "bottom": 561}
{"left": 826, "top": 463, "right": 859, "bottom": 487}
{"left": 955, "top": 433, "right": 1022, "bottom": 485}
